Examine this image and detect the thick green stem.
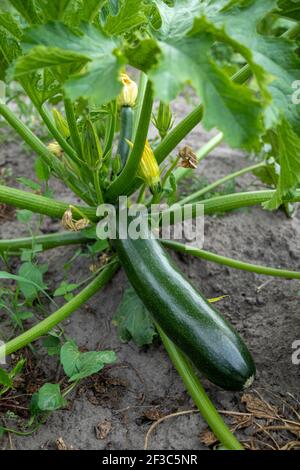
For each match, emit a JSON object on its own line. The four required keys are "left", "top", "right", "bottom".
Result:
{"left": 0, "top": 184, "right": 97, "bottom": 221}
{"left": 157, "top": 325, "right": 243, "bottom": 450}
{"left": 1, "top": 261, "right": 118, "bottom": 357}
{"left": 162, "top": 190, "right": 300, "bottom": 223}
{"left": 0, "top": 231, "right": 88, "bottom": 253}
{"left": 133, "top": 72, "right": 148, "bottom": 139}
{"left": 0, "top": 103, "right": 62, "bottom": 175}
{"left": 64, "top": 98, "right": 83, "bottom": 159}
{"left": 179, "top": 162, "right": 265, "bottom": 205}
{"left": 1, "top": 186, "right": 300, "bottom": 222}
{"left": 104, "top": 102, "right": 117, "bottom": 157}
{"left": 105, "top": 81, "right": 153, "bottom": 202}
{"left": 163, "top": 241, "right": 300, "bottom": 280}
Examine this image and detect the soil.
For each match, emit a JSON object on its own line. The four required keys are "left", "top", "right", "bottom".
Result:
{"left": 0, "top": 96, "right": 300, "bottom": 450}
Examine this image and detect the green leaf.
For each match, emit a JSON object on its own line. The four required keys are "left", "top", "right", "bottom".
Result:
{"left": 16, "top": 209, "right": 33, "bottom": 223}
{"left": 0, "top": 368, "right": 12, "bottom": 388}
{"left": 35, "top": 156, "right": 50, "bottom": 181}
{"left": 43, "top": 335, "right": 61, "bottom": 356}
{"left": 104, "top": 0, "right": 148, "bottom": 36}
{"left": 0, "top": 25, "right": 21, "bottom": 80}
{"left": 18, "top": 262, "right": 46, "bottom": 301}
{"left": 149, "top": 34, "right": 262, "bottom": 149}
{"left": 0, "top": 270, "right": 47, "bottom": 299}
{"left": 113, "top": 287, "right": 156, "bottom": 347}
{"left": 37, "top": 0, "right": 106, "bottom": 25}
{"left": 0, "top": 9, "right": 23, "bottom": 39}
{"left": 8, "top": 0, "right": 42, "bottom": 25}
{"left": 264, "top": 118, "right": 300, "bottom": 210}
{"left": 278, "top": 0, "right": 300, "bottom": 20}
{"left": 53, "top": 281, "right": 79, "bottom": 297}
{"left": 153, "top": 0, "right": 201, "bottom": 40}
{"left": 17, "top": 21, "right": 124, "bottom": 104}
{"left": 199, "top": 0, "right": 300, "bottom": 133}
{"left": 35, "top": 383, "right": 67, "bottom": 411}
{"left": 60, "top": 340, "right": 116, "bottom": 382}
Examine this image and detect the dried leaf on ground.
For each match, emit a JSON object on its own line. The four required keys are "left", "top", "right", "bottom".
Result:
{"left": 95, "top": 419, "right": 112, "bottom": 440}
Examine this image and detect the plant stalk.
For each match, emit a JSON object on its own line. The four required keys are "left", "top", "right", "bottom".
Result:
{"left": 0, "top": 103, "right": 62, "bottom": 175}
{"left": 157, "top": 324, "right": 243, "bottom": 450}
{"left": 163, "top": 241, "right": 300, "bottom": 280}
{"left": 0, "top": 232, "right": 89, "bottom": 253}
{"left": 64, "top": 97, "right": 83, "bottom": 159}
{"left": 0, "top": 184, "right": 97, "bottom": 221}
{"left": 1, "top": 261, "right": 119, "bottom": 357}
{"left": 179, "top": 162, "right": 265, "bottom": 205}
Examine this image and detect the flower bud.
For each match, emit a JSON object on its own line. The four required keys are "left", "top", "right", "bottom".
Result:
{"left": 52, "top": 109, "right": 70, "bottom": 139}
{"left": 152, "top": 102, "right": 173, "bottom": 139}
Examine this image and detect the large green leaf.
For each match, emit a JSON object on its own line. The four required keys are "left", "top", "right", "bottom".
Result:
{"left": 8, "top": 0, "right": 42, "bottom": 24}
{"left": 199, "top": 0, "right": 300, "bottom": 133}
{"left": 153, "top": 0, "right": 201, "bottom": 40}
{"left": 264, "top": 118, "right": 300, "bottom": 210}
{"left": 13, "top": 21, "right": 124, "bottom": 104}
{"left": 36, "top": 0, "right": 106, "bottom": 25}
{"left": 0, "top": 9, "right": 22, "bottom": 38}
{"left": 149, "top": 35, "right": 262, "bottom": 150}
{"left": 104, "top": 0, "right": 148, "bottom": 36}
{"left": 278, "top": 0, "right": 300, "bottom": 20}
{"left": 0, "top": 28, "right": 21, "bottom": 80}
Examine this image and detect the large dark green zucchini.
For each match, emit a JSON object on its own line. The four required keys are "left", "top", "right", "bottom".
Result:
{"left": 113, "top": 225, "right": 255, "bottom": 391}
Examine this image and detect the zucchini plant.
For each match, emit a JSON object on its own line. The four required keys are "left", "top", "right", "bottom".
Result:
{"left": 0, "top": 0, "right": 300, "bottom": 450}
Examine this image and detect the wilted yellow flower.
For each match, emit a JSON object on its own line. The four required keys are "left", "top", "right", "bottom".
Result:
{"left": 47, "top": 141, "right": 63, "bottom": 158}
{"left": 178, "top": 146, "right": 198, "bottom": 169}
{"left": 62, "top": 206, "right": 90, "bottom": 231}
{"left": 118, "top": 73, "right": 138, "bottom": 107}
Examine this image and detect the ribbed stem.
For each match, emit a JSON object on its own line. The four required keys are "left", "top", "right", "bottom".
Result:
{"left": 64, "top": 98, "right": 83, "bottom": 159}
{"left": 163, "top": 241, "right": 300, "bottom": 280}
{"left": 2, "top": 261, "right": 118, "bottom": 357}
{"left": 0, "top": 103, "right": 62, "bottom": 175}
{"left": 0, "top": 231, "right": 88, "bottom": 252}
{"left": 157, "top": 325, "right": 243, "bottom": 450}
{"left": 0, "top": 184, "right": 97, "bottom": 221}
{"left": 179, "top": 162, "right": 265, "bottom": 205}
{"left": 1, "top": 186, "right": 300, "bottom": 222}
{"left": 162, "top": 190, "right": 300, "bottom": 223}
